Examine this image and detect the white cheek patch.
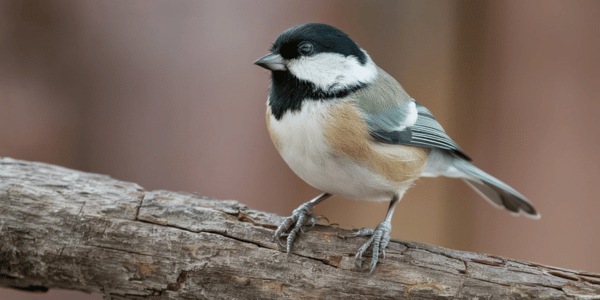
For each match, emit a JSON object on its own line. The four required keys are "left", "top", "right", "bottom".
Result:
{"left": 287, "top": 51, "right": 377, "bottom": 92}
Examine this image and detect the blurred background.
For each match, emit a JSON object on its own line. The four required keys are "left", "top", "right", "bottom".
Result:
{"left": 1, "top": 0, "right": 599, "bottom": 299}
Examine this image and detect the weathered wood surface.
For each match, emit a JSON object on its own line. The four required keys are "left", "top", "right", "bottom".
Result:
{"left": 1, "top": 157, "right": 599, "bottom": 299}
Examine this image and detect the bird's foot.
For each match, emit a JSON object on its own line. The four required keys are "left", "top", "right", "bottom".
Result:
{"left": 353, "top": 220, "right": 392, "bottom": 272}
{"left": 272, "top": 202, "right": 320, "bottom": 253}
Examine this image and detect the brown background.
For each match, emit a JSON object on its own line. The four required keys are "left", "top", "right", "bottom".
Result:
{"left": 1, "top": 1, "right": 599, "bottom": 299}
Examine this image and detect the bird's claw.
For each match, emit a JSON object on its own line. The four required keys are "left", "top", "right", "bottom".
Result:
{"left": 354, "top": 220, "right": 392, "bottom": 272}
{"left": 272, "top": 203, "right": 318, "bottom": 253}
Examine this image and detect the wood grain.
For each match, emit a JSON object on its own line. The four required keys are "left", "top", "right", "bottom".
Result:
{"left": 1, "top": 157, "right": 598, "bottom": 299}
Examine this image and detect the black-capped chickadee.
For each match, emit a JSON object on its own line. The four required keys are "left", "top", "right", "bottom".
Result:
{"left": 255, "top": 23, "right": 539, "bottom": 272}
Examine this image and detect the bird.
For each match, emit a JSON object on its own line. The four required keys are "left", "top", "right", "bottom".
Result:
{"left": 254, "top": 23, "right": 539, "bottom": 272}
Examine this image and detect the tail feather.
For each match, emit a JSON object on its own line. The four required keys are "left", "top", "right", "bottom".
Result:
{"left": 453, "top": 159, "right": 540, "bottom": 219}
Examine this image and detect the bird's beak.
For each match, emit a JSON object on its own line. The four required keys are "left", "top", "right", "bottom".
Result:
{"left": 254, "top": 53, "right": 287, "bottom": 71}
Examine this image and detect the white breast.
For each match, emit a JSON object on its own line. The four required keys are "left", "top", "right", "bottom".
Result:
{"left": 267, "top": 100, "right": 408, "bottom": 201}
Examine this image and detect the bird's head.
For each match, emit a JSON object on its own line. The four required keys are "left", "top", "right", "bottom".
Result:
{"left": 255, "top": 23, "right": 377, "bottom": 93}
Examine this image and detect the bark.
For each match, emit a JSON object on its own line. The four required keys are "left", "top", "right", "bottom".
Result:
{"left": 1, "top": 157, "right": 599, "bottom": 299}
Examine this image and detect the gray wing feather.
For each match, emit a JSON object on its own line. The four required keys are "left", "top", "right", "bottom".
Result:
{"left": 363, "top": 100, "right": 414, "bottom": 132}
{"left": 353, "top": 67, "right": 468, "bottom": 159}
{"left": 367, "top": 101, "right": 470, "bottom": 160}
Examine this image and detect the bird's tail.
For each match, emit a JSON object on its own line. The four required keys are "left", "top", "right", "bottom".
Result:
{"left": 452, "top": 159, "right": 540, "bottom": 218}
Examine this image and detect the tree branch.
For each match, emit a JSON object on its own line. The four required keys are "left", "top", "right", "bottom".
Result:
{"left": 1, "top": 157, "right": 599, "bottom": 299}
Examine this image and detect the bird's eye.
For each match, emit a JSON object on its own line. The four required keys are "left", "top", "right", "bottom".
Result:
{"left": 298, "top": 42, "right": 314, "bottom": 55}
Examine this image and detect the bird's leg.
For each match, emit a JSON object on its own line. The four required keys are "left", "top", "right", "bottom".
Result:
{"left": 273, "top": 193, "right": 331, "bottom": 254}
{"left": 354, "top": 195, "right": 399, "bottom": 272}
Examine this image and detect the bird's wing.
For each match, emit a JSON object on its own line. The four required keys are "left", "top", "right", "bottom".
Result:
{"left": 362, "top": 100, "right": 471, "bottom": 161}
{"left": 352, "top": 67, "right": 469, "bottom": 160}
